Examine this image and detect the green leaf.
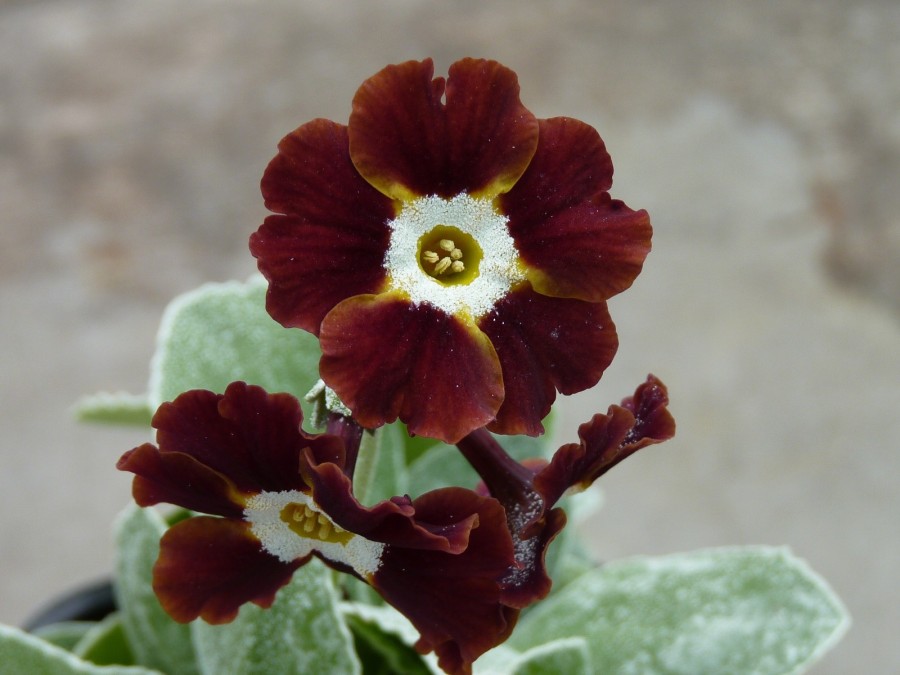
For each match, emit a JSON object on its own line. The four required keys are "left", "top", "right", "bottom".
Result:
{"left": 510, "top": 638, "right": 590, "bottom": 675}
{"left": 406, "top": 420, "right": 558, "bottom": 497}
{"left": 400, "top": 426, "right": 440, "bottom": 465}
{"left": 193, "top": 559, "right": 360, "bottom": 675}
{"left": 354, "top": 424, "right": 409, "bottom": 507}
{"left": 406, "top": 441, "right": 481, "bottom": 495}
{"left": 541, "top": 491, "right": 603, "bottom": 595}
{"left": 32, "top": 622, "right": 96, "bottom": 652}
{"left": 73, "top": 614, "right": 134, "bottom": 666}
{"left": 472, "top": 638, "right": 590, "bottom": 675}
{"left": 148, "top": 276, "right": 321, "bottom": 410}
{"left": 494, "top": 424, "right": 557, "bottom": 462}
{"left": 340, "top": 603, "right": 441, "bottom": 674}
{"left": 509, "top": 546, "right": 850, "bottom": 675}
{"left": 344, "top": 614, "right": 432, "bottom": 675}
{"left": 340, "top": 604, "right": 590, "bottom": 675}
{"left": 73, "top": 393, "right": 153, "bottom": 427}
{"left": 0, "top": 624, "right": 159, "bottom": 675}
{"left": 114, "top": 504, "right": 199, "bottom": 675}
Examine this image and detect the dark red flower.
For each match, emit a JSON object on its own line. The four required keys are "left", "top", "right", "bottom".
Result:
{"left": 117, "top": 382, "right": 516, "bottom": 675}
{"left": 250, "top": 58, "right": 651, "bottom": 443}
{"left": 455, "top": 375, "right": 675, "bottom": 607}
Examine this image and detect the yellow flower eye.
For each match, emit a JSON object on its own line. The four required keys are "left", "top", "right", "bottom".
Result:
{"left": 418, "top": 225, "right": 483, "bottom": 286}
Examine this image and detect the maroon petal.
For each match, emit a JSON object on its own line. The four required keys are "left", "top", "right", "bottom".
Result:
{"left": 153, "top": 516, "right": 302, "bottom": 624}
{"left": 499, "top": 118, "right": 651, "bottom": 303}
{"left": 512, "top": 195, "right": 651, "bottom": 303}
{"left": 499, "top": 507, "right": 567, "bottom": 609}
{"left": 349, "top": 58, "right": 538, "bottom": 200}
{"left": 454, "top": 430, "right": 566, "bottom": 608}
{"left": 319, "top": 293, "right": 503, "bottom": 443}
{"left": 251, "top": 119, "right": 395, "bottom": 334}
{"left": 372, "top": 488, "right": 517, "bottom": 675}
{"left": 534, "top": 375, "right": 675, "bottom": 507}
{"left": 300, "top": 449, "right": 478, "bottom": 553}
{"left": 498, "top": 117, "right": 613, "bottom": 220}
{"left": 620, "top": 373, "right": 678, "bottom": 447}
{"left": 117, "top": 443, "right": 245, "bottom": 518}
{"left": 151, "top": 383, "right": 327, "bottom": 495}
{"left": 478, "top": 286, "right": 618, "bottom": 436}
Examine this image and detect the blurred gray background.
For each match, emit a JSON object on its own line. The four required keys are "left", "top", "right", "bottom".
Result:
{"left": 2, "top": 1, "right": 898, "bottom": 672}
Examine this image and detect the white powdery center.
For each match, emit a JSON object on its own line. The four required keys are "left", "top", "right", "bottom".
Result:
{"left": 384, "top": 193, "right": 526, "bottom": 318}
{"left": 244, "top": 490, "right": 384, "bottom": 577}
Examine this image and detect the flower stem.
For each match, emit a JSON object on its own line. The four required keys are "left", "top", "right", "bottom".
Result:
{"left": 455, "top": 429, "right": 536, "bottom": 505}
{"left": 326, "top": 413, "right": 365, "bottom": 478}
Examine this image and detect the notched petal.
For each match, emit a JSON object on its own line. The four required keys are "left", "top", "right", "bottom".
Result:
{"left": 444, "top": 58, "right": 539, "bottom": 198}
{"left": 319, "top": 293, "right": 503, "bottom": 443}
{"left": 151, "top": 383, "right": 312, "bottom": 495}
{"left": 349, "top": 58, "right": 538, "bottom": 201}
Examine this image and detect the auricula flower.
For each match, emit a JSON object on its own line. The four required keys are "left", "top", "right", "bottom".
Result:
{"left": 250, "top": 58, "right": 652, "bottom": 444}
{"left": 117, "top": 382, "right": 517, "bottom": 675}
{"left": 456, "top": 375, "right": 675, "bottom": 607}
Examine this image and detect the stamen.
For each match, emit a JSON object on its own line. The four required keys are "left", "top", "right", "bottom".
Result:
{"left": 303, "top": 508, "right": 316, "bottom": 532}
{"left": 434, "top": 257, "right": 453, "bottom": 274}
{"left": 279, "top": 501, "right": 353, "bottom": 545}
{"left": 421, "top": 236, "right": 468, "bottom": 278}
{"left": 245, "top": 490, "right": 384, "bottom": 576}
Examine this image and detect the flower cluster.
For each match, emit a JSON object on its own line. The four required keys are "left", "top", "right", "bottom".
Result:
{"left": 119, "top": 58, "right": 673, "bottom": 675}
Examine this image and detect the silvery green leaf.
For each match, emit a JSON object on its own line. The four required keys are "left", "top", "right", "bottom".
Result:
{"left": 193, "top": 559, "right": 359, "bottom": 675}
{"left": 148, "top": 276, "right": 321, "bottom": 410}
{"left": 509, "top": 546, "right": 850, "bottom": 675}
{"left": 473, "top": 638, "right": 590, "bottom": 675}
{"left": 0, "top": 624, "right": 159, "bottom": 675}
{"left": 406, "top": 441, "right": 480, "bottom": 495}
{"left": 340, "top": 603, "right": 441, "bottom": 674}
{"left": 406, "top": 415, "right": 557, "bottom": 497}
{"left": 114, "top": 504, "right": 198, "bottom": 675}
{"left": 73, "top": 392, "right": 153, "bottom": 427}
{"left": 72, "top": 613, "right": 134, "bottom": 666}
{"left": 510, "top": 637, "right": 590, "bottom": 675}
{"left": 541, "top": 492, "right": 602, "bottom": 595}
{"left": 32, "top": 622, "right": 96, "bottom": 652}
{"left": 354, "top": 424, "right": 409, "bottom": 507}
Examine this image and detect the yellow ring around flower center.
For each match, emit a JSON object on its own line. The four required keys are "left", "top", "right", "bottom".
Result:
{"left": 417, "top": 225, "right": 482, "bottom": 286}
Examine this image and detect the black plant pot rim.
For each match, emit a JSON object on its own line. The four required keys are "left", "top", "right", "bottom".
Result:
{"left": 24, "top": 579, "right": 116, "bottom": 632}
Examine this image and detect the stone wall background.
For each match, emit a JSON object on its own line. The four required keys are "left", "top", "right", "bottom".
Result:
{"left": 2, "top": 1, "right": 898, "bottom": 672}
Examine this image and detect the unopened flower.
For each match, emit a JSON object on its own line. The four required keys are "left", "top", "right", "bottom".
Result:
{"left": 251, "top": 58, "right": 652, "bottom": 443}
{"left": 117, "top": 382, "right": 516, "bottom": 674}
